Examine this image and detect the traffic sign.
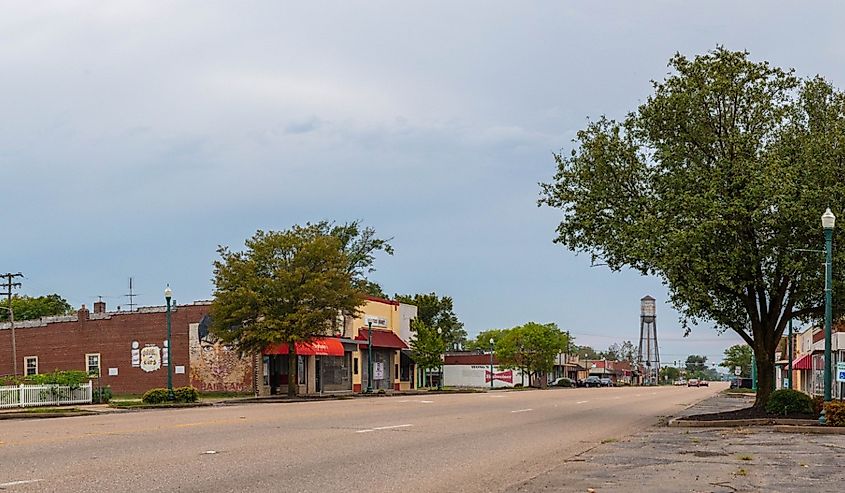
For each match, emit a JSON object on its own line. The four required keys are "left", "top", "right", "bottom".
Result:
{"left": 837, "top": 362, "right": 845, "bottom": 383}
{"left": 734, "top": 367, "right": 741, "bottom": 376}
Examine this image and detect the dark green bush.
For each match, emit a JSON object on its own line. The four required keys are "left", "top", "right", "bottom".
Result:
{"left": 142, "top": 388, "right": 170, "bottom": 404}
{"left": 765, "top": 389, "right": 813, "bottom": 415}
{"left": 824, "top": 401, "right": 845, "bottom": 426}
{"left": 174, "top": 386, "right": 199, "bottom": 403}
{"left": 93, "top": 386, "right": 112, "bottom": 404}
{"left": 31, "top": 370, "right": 89, "bottom": 388}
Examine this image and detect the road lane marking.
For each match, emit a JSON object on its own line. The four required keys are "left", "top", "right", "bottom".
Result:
{"left": 419, "top": 400, "right": 434, "bottom": 404}
{"left": 356, "top": 424, "right": 413, "bottom": 433}
{"left": 0, "top": 480, "right": 42, "bottom": 487}
{"left": 576, "top": 401, "right": 588, "bottom": 404}
{"left": 511, "top": 409, "right": 533, "bottom": 413}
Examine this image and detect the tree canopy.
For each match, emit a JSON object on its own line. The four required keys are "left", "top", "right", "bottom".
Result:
{"left": 0, "top": 294, "right": 73, "bottom": 322}
{"left": 495, "top": 322, "right": 569, "bottom": 387}
{"left": 720, "top": 344, "right": 753, "bottom": 378}
{"left": 540, "top": 47, "right": 845, "bottom": 407}
{"left": 210, "top": 226, "right": 364, "bottom": 396}
{"left": 310, "top": 220, "right": 393, "bottom": 297}
{"left": 409, "top": 319, "right": 446, "bottom": 387}
{"left": 395, "top": 292, "right": 467, "bottom": 349}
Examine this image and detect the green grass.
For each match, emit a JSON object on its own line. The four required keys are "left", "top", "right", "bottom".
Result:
{"left": 737, "top": 454, "right": 753, "bottom": 461}
{"left": 722, "top": 388, "right": 755, "bottom": 394}
{"left": 13, "top": 407, "right": 87, "bottom": 414}
{"left": 736, "top": 468, "right": 748, "bottom": 476}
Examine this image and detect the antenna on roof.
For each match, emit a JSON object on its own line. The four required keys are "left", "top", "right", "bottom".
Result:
{"left": 125, "top": 277, "right": 137, "bottom": 312}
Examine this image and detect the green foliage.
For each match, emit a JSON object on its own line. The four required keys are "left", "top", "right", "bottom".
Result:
{"left": 602, "top": 341, "right": 636, "bottom": 361}
{"left": 465, "top": 329, "right": 508, "bottom": 351}
{"left": 495, "top": 322, "right": 568, "bottom": 385}
{"left": 765, "top": 389, "right": 813, "bottom": 415}
{"left": 720, "top": 345, "right": 753, "bottom": 378}
{"left": 93, "top": 386, "right": 112, "bottom": 404}
{"left": 539, "top": 47, "right": 845, "bottom": 407}
{"left": 211, "top": 226, "right": 365, "bottom": 396}
{"left": 396, "top": 292, "right": 467, "bottom": 348}
{"left": 174, "top": 386, "right": 199, "bottom": 403}
{"left": 30, "top": 370, "right": 89, "bottom": 388}
{"left": 0, "top": 294, "right": 73, "bottom": 322}
{"left": 410, "top": 319, "right": 446, "bottom": 374}
{"left": 574, "top": 345, "right": 601, "bottom": 360}
{"left": 659, "top": 366, "right": 681, "bottom": 383}
{"left": 685, "top": 355, "right": 708, "bottom": 379}
{"left": 142, "top": 388, "right": 170, "bottom": 404}
{"left": 823, "top": 401, "right": 845, "bottom": 426}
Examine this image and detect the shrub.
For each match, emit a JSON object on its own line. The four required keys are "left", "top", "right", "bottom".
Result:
{"left": 174, "top": 386, "right": 199, "bottom": 403}
{"left": 93, "top": 386, "right": 112, "bottom": 404}
{"left": 30, "top": 370, "right": 89, "bottom": 388}
{"left": 812, "top": 395, "right": 824, "bottom": 415}
{"left": 824, "top": 401, "right": 845, "bottom": 426}
{"left": 765, "top": 389, "right": 812, "bottom": 415}
{"left": 142, "top": 388, "right": 170, "bottom": 404}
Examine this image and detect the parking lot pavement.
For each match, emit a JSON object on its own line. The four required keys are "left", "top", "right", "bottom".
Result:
{"left": 508, "top": 393, "right": 845, "bottom": 493}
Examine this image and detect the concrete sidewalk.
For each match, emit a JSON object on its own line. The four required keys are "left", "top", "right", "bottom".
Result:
{"left": 507, "top": 393, "right": 845, "bottom": 493}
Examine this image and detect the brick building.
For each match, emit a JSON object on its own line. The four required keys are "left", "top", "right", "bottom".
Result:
{"left": 0, "top": 301, "right": 255, "bottom": 394}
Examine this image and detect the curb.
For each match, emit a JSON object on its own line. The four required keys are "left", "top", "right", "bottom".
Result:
{"left": 668, "top": 417, "right": 820, "bottom": 428}
{"left": 773, "top": 425, "right": 845, "bottom": 434}
{"left": 0, "top": 410, "right": 99, "bottom": 420}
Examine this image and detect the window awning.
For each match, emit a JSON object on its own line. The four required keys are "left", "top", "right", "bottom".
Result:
{"left": 791, "top": 353, "right": 813, "bottom": 370}
{"left": 264, "top": 338, "right": 346, "bottom": 356}
{"left": 355, "top": 329, "right": 408, "bottom": 349}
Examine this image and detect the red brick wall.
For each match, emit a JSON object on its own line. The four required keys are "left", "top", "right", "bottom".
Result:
{"left": 0, "top": 304, "right": 211, "bottom": 395}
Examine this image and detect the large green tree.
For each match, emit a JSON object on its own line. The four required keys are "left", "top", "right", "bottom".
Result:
{"left": 685, "top": 355, "right": 709, "bottom": 378}
{"left": 720, "top": 344, "right": 753, "bottom": 378}
{"left": 395, "top": 292, "right": 467, "bottom": 349}
{"left": 465, "top": 329, "right": 508, "bottom": 351}
{"left": 496, "top": 322, "right": 568, "bottom": 387}
{"left": 311, "top": 220, "right": 394, "bottom": 298}
{"left": 540, "top": 47, "right": 845, "bottom": 407}
{"left": 0, "top": 294, "right": 73, "bottom": 322}
{"left": 211, "top": 226, "right": 364, "bottom": 396}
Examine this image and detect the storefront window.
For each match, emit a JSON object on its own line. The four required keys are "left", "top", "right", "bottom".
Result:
{"left": 321, "top": 353, "right": 352, "bottom": 392}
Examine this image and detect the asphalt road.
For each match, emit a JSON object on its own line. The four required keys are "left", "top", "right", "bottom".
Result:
{"left": 0, "top": 384, "right": 724, "bottom": 492}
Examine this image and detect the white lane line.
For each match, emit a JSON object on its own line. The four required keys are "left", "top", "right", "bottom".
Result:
{"left": 0, "top": 480, "right": 43, "bottom": 488}
{"left": 511, "top": 408, "right": 533, "bottom": 413}
{"left": 356, "top": 424, "right": 413, "bottom": 433}
{"left": 613, "top": 396, "right": 621, "bottom": 399}
{"left": 419, "top": 400, "right": 434, "bottom": 404}
{"left": 576, "top": 400, "right": 588, "bottom": 404}
{"left": 489, "top": 395, "right": 505, "bottom": 398}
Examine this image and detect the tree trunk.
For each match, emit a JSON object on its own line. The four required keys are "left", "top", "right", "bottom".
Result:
{"left": 287, "top": 342, "right": 298, "bottom": 397}
{"left": 752, "top": 343, "right": 775, "bottom": 409}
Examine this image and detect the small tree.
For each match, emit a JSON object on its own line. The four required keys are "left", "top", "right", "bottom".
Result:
{"left": 464, "top": 329, "right": 507, "bottom": 351}
{"left": 720, "top": 344, "right": 753, "bottom": 378}
{"left": 659, "top": 366, "right": 681, "bottom": 384}
{"left": 0, "top": 294, "right": 73, "bottom": 322}
{"left": 211, "top": 226, "right": 364, "bottom": 397}
{"left": 396, "top": 292, "right": 467, "bottom": 349}
{"left": 409, "top": 319, "right": 446, "bottom": 388}
{"left": 685, "top": 355, "right": 709, "bottom": 379}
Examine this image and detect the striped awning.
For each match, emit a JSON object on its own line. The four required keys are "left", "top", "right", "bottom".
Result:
{"left": 791, "top": 353, "right": 812, "bottom": 370}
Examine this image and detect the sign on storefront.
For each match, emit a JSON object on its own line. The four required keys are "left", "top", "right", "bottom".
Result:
{"left": 364, "top": 316, "right": 388, "bottom": 328}
{"left": 837, "top": 362, "right": 845, "bottom": 383}
{"left": 374, "top": 362, "right": 384, "bottom": 380}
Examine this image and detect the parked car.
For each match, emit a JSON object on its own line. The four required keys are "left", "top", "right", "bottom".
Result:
{"left": 550, "top": 377, "right": 574, "bottom": 388}
{"left": 730, "top": 377, "right": 753, "bottom": 389}
{"left": 699, "top": 380, "right": 709, "bottom": 387}
{"left": 583, "top": 376, "right": 602, "bottom": 387}
{"left": 599, "top": 377, "right": 614, "bottom": 387}
{"left": 687, "top": 378, "right": 700, "bottom": 387}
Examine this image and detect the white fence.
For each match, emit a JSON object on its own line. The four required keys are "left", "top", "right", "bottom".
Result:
{"left": 0, "top": 381, "right": 93, "bottom": 409}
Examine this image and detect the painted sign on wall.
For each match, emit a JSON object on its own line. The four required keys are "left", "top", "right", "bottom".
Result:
{"left": 140, "top": 346, "right": 162, "bottom": 372}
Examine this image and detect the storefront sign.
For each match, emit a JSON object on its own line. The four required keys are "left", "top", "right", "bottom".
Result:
{"left": 131, "top": 341, "right": 140, "bottom": 367}
{"left": 140, "top": 345, "right": 162, "bottom": 372}
{"left": 108, "top": 368, "right": 118, "bottom": 376}
{"left": 374, "top": 362, "right": 385, "bottom": 380}
{"left": 485, "top": 370, "right": 514, "bottom": 384}
{"left": 364, "top": 315, "right": 388, "bottom": 328}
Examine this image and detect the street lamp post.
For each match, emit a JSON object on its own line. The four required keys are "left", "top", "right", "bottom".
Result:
{"left": 164, "top": 286, "right": 174, "bottom": 401}
{"left": 366, "top": 321, "right": 373, "bottom": 393}
{"left": 821, "top": 208, "right": 835, "bottom": 424}
{"left": 0, "top": 306, "right": 16, "bottom": 376}
{"left": 788, "top": 318, "right": 793, "bottom": 390}
{"left": 489, "top": 338, "right": 495, "bottom": 390}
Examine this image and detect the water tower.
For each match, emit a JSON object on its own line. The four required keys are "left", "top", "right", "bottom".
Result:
{"left": 637, "top": 295, "right": 661, "bottom": 385}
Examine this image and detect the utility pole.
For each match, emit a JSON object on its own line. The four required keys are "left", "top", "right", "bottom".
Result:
{"left": 1, "top": 273, "right": 23, "bottom": 376}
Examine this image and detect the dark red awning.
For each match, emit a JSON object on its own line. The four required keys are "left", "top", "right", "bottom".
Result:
{"left": 355, "top": 329, "right": 408, "bottom": 349}
{"left": 791, "top": 353, "right": 813, "bottom": 370}
{"left": 264, "top": 338, "right": 345, "bottom": 356}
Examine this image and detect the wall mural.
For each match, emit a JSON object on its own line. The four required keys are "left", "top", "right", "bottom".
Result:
{"left": 188, "top": 321, "right": 252, "bottom": 392}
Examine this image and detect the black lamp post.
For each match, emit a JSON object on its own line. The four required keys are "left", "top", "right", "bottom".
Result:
{"left": 164, "top": 285, "right": 174, "bottom": 401}
{"left": 489, "top": 338, "right": 495, "bottom": 390}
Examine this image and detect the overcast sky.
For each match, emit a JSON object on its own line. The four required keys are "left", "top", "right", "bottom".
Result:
{"left": 3, "top": 1, "right": 841, "bottom": 367}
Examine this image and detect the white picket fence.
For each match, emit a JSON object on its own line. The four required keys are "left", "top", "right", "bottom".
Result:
{"left": 0, "top": 381, "right": 93, "bottom": 409}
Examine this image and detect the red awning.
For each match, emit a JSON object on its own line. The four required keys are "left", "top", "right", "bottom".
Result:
{"left": 791, "top": 353, "right": 813, "bottom": 370}
{"left": 355, "top": 329, "right": 408, "bottom": 349}
{"left": 264, "top": 338, "right": 345, "bottom": 356}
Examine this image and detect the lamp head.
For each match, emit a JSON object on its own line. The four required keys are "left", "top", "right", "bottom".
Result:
{"left": 489, "top": 337, "right": 494, "bottom": 345}
{"left": 164, "top": 285, "right": 173, "bottom": 299}
{"left": 822, "top": 208, "right": 836, "bottom": 230}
